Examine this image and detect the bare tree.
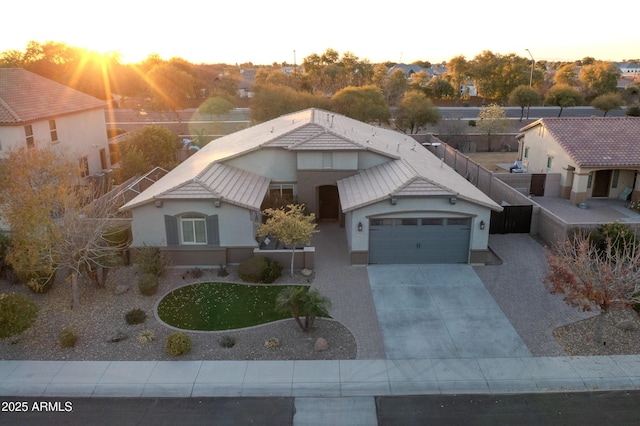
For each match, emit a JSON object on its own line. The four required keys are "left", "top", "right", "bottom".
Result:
{"left": 544, "top": 229, "right": 640, "bottom": 342}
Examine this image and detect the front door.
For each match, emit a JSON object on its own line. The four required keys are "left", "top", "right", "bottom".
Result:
{"left": 592, "top": 170, "right": 612, "bottom": 197}
{"left": 318, "top": 185, "right": 339, "bottom": 221}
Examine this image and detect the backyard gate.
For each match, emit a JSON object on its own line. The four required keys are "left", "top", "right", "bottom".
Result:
{"left": 490, "top": 205, "right": 533, "bottom": 234}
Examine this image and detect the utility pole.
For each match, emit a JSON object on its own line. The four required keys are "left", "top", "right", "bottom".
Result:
{"left": 525, "top": 49, "right": 535, "bottom": 87}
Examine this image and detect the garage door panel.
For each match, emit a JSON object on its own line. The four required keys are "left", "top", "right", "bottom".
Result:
{"left": 369, "top": 217, "right": 470, "bottom": 264}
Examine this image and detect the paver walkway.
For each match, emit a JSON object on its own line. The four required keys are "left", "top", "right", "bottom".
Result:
{"left": 311, "top": 222, "right": 386, "bottom": 359}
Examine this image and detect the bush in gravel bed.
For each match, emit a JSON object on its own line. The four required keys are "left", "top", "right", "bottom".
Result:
{"left": 264, "top": 337, "right": 280, "bottom": 349}
{"left": 218, "top": 335, "right": 236, "bottom": 348}
{"left": 166, "top": 332, "right": 192, "bottom": 356}
{"left": 59, "top": 328, "right": 78, "bottom": 348}
{"left": 137, "top": 329, "right": 155, "bottom": 344}
{"left": 238, "top": 256, "right": 282, "bottom": 283}
{"left": 0, "top": 293, "right": 38, "bottom": 339}
{"left": 125, "top": 308, "right": 146, "bottom": 325}
{"left": 135, "top": 245, "right": 170, "bottom": 276}
{"left": 138, "top": 273, "right": 159, "bottom": 296}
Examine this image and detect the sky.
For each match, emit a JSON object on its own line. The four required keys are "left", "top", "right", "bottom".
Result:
{"left": 1, "top": 1, "right": 637, "bottom": 65}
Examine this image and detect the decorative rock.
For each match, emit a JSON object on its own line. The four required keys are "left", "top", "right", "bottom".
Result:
{"left": 301, "top": 268, "right": 313, "bottom": 278}
{"left": 314, "top": 337, "right": 329, "bottom": 352}
{"left": 108, "top": 330, "right": 128, "bottom": 343}
{"left": 114, "top": 285, "right": 129, "bottom": 295}
{"left": 615, "top": 319, "right": 637, "bottom": 331}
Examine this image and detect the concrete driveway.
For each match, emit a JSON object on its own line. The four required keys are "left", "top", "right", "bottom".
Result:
{"left": 367, "top": 264, "right": 532, "bottom": 359}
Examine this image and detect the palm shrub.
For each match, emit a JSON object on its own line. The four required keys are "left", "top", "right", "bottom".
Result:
{"left": 275, "top": 287, "right": 331, "bottom": 332}
{"left": 166, "top": 332, "right": 192, "bottom": 356}
{"left": 0, "top": 293, "right": 38, "bottom": 339}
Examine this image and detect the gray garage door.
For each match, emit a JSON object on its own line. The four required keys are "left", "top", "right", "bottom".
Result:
{"left": 368, "top": 217, "right": 471, "bottom": 264}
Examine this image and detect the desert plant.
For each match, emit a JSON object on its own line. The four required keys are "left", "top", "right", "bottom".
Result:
{"left": 0, "top": 293, "right": 38, "bottom": 339}
{"left": 138, "top": 273, "right": 159, "bottom": 296}
{"left": 137, "top": 329, "right": 155, "bottom": 344}
{"left": 275, "top": 286, "right": 332, "bottom": 332}
{"left": 264, "top": 337, "right": 280, "bottom": 349}
{"left": 237, "top": 256, "right": 282, "bottom": 283}
{"left": 218, "top": 335, "right": 236, "bottom": 348}
{"left": 588, "top": 222, "right": 638, "bottom": 257}
{"left": 125, "top": 308, "right": 147, "bottom": 325}
{"left": 135, "top": 245, "right": 171, "bottom": 276}
{"left": 166, "top": 332, "right": 192, "bottom": 356}
{"left": 217, "top": 264, "right": 229, "bottom": 277}
{"left": 59, "top": 328, "right": 78, "bottom": 348}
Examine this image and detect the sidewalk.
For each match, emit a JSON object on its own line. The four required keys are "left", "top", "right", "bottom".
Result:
{"left": 2, "top": 356, "right": 640, "bottom": 397}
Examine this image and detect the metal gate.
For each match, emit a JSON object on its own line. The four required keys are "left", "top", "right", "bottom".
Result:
{"left": 490, "top": 205, "right": 533, "bottom": 234}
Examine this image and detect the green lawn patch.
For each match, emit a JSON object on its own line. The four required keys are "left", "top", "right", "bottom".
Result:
{"left": 157, "top": 282, "right": 309, "bottom": 331}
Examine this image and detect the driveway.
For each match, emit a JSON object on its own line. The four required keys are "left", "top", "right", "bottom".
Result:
{"left": 367, "top": 264, "right": 532, "bottom": 359}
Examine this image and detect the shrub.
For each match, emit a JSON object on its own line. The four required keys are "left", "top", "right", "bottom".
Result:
{"left": 588, "top": 222, "right": 638, "bottom": 256}
{"left": 59, "top": 328, "right": 78, "bottom": 348}
{"left": 218, "top": 335, "right": 236, "bottom": 348}
{"left": 138, "top": 273, "right": 159, "bottom": 296}
{"left": 264, "top": 337, "right": 280, "bottom": 349}
{"left": 217, "top": 264, "right": 229, "bottom": 277}
{"left": 468, "top": 119, "right": 476, "bottom": 126}
{"left": 0, "top": 293, "right": 38, "bottom": 339}
{"left": 238, "top": 256, "right": 282, "bottom": 283}
{"left": 125, "top": 308, "right": 147, "bottom": 325}
{"left": 626, "top": 104, "right": 640, "bottom": 117}
{"left": 166, "top": 332, "right": 192, "bottom": 356}
{"left": 137, "top": 329, "right": 155, "bottom": 344}
{"left": 135, "top": 245, "right": 171, "bottom": 276}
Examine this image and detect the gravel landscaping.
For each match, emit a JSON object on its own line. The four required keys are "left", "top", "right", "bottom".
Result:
{"left": 0, "top": 266, "right": 356, "bottom": 361}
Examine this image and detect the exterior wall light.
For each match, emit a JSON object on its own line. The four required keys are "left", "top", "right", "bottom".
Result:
{"left": 449, "top": 197, "right": 457, "bottom": 205}
{"left": 480, "top": 220, "right": 485, "bottom": 230}
{"left": 214, "top": 199, "right": 221, "bottom": 208}
{"left": 154, "top": 200, "right": 163, "bottom": 208}
{"left": 357, "top": 222, "right": 363, "bottom": 232}
{"left": 390, "top": 197, "right": 397, "bottom": 205}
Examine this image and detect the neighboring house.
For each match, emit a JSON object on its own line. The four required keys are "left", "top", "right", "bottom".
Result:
{"left": 238, "top": 69, "right": 256, "bottom": 98}
{"left": 121, "top": 108, "right": 501, "bottom": 266}
{"left": 0, "top": 68, "right": 111, "bottom": 180}
{"left": 517, "top": 117, "right": 640, "bottom": 204}
{"left": 617, "top": 62, "right": 640, "bottom": 74}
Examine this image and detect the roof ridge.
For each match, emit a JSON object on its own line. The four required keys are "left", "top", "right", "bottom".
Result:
{"left": 0, "top": 95, "right": 21, "bottom": 122}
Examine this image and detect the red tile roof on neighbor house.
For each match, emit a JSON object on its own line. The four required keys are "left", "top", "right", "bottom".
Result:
{"left": 522, "top": 117, "right": 640, "bottom": 167}
{"left": 0, "top": 68, "right": 106, "bottom": 125}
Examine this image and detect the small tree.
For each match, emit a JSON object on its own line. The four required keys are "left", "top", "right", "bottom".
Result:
{"left": 476, "top": 103, "right": 509, "bottom": 152}
{"left": 257, "top": 204, "right": 318, "bottom": 277}
{"left": 591, "top": 93, "right": 623, "bottom": 117}
{"left": 275, "top": 286, "right": 331, "bottom": 332}
{"left": 545, "top": 85, "right": 584, "bottom": 117}
{"left": 198, "top": 96, "right": 234, "bottom": 120}
{"left": 394, "top": 90, "right": 441, "bottom": 134}
{"left": 508, "top": 85, "right": 542, "bottom": 121}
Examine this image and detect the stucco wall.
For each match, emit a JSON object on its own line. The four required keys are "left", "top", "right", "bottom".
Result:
{"left": 225, "top": 149, "right": 297, "bottom": 181}
{"left": 129, "top": 200, "right": 257, "bottom": 248}
{"left": 0, "top": 109, "right": 109, "bottom": 176}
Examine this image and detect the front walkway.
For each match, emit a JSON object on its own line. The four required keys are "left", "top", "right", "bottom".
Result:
{"left": 311, "top": 222, "right": 385, "bottom": 359}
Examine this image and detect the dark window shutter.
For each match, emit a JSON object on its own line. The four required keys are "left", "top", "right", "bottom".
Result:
{"left": 165, "top": 215, "right": 179, "bottom": 246}
{"left": 206, "top": 215, "right": 220, "bottom": 246}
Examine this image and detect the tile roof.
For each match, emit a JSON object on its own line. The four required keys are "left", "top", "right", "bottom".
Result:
{"left": 521, "top": 117, "right": 640, "bottom": 167}
{"left": 122, "top": 108, "right": 500, "bottom": 212}
{"left": 0, "top": 68, "right": 106, "bottom": 125}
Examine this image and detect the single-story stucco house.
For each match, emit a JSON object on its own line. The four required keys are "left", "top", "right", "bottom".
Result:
{"left": 517, "top": 117, "right": 640, "bottom": 204}
{"left": 120, "top": 108, "right": 501, "bottom": 266}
